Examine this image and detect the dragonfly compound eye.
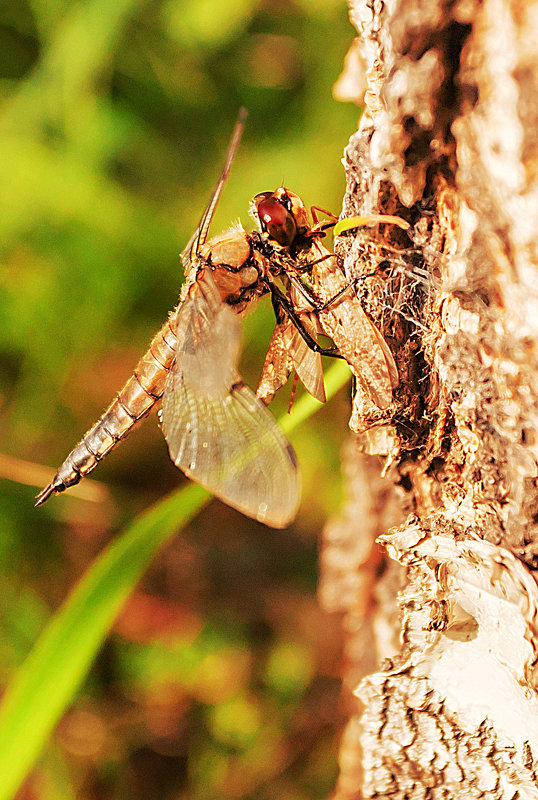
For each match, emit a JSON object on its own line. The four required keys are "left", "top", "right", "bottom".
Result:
{"left": 253, "top": 192, "right": 297, "bottom": 247}
{"left": 274, "top": 188, "right": 310, "bottom": 234}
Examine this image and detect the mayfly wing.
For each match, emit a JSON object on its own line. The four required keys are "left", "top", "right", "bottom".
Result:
{"left": 286, "top": 321, "right": 326, "bottom": 402}
{"left": 257, "top": 307, "right": 325, "bottom": 406}
{"left": 310, "top": 241, "right": 398, "bottom": 410}
{"left": 161, "top": 269, "right": 300, "bottom": 528}
{"left": 368, "top": 316, "right": 399, "bottom": 389}
{"left": 181, "top": 108, "right": 248, "bottom": 276}
{"left": 285, "top": 284, "right": 326, "bottom": 403}
{"left": 256, "top": 319, "right": 294, "bottom": 405}
{"left": 340, "top": 305, "right": 398, "bottom": 409}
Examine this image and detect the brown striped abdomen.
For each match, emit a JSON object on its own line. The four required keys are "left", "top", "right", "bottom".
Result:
{"left": 35, "top": 316, "right": 177, "bottom": 505}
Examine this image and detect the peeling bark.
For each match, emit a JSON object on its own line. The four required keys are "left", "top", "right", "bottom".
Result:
{"left": 320, "top": 0, "right": 538, "bottom": 796}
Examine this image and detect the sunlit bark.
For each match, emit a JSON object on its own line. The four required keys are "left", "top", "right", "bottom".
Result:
{"left": 320, "top": 0, "right": 538, "bottom": 796}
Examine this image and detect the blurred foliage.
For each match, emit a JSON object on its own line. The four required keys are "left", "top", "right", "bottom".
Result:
{"left": 0, "top": 0, "right": 358, "bottom": 797}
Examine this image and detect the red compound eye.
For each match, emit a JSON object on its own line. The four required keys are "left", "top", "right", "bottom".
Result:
{"left": 253, "top": 192, "right": 297, "bottom": 247}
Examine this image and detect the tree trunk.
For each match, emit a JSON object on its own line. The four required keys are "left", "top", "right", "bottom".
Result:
{"left": 320, "top": 0, "right": 538, "bottom": 797}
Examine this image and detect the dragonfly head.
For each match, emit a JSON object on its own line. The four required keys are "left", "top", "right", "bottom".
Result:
{"left": 251, "top": 188, "right": 309, "bottom": 248}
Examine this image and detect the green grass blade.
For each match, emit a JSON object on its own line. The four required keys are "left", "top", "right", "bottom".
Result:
{"left": 0, "top": 483, "right": 210, "bottom": 800}
{"left": 0, "top": 360, "right": 350, "bottom": 799}
{"left": 333, "top": 214, "right": 410, "bottom": 236}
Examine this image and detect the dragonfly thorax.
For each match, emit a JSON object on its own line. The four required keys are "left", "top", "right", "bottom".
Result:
{"left": 197, "top": 228, "right": 266, "bottom": 310}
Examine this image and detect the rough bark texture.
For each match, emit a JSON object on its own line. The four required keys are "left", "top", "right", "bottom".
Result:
{"left": 320, "top": 0, "right": 538, "bottom": 797}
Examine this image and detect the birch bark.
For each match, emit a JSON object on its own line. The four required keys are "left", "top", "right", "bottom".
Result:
{"left": 320, "top": 1, "right": 538, "bottom": 797}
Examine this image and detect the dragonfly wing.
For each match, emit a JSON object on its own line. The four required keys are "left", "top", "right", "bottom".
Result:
{"left": 162, "top": 271, "right": 300, "bottom": 528}
{"left": 181, "top": 109, "right": 248, "bottom": 275}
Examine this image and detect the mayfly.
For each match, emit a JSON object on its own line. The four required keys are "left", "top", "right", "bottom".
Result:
{"left": 249, "top": 188, "right": 401, "bottom": 409}
{"left": 35, "top": 111, "right": 401, "bottom": 526}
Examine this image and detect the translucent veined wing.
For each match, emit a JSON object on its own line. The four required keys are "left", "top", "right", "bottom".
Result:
{"left": 309, "top": 243, "right": 398, "bottom": 409}
{"left": 283, "top": 313, "right": 326, "bottom": 403}
{"left": 319, "top": 300, "right": 397, "bottom": 409}
{"left": 257, "top": 314, "right": 325, "bottom": 405}
{"left": 256, "top": 320, "right": 294, "bottom": 405}
{"left": 181, "top": 108, "right": 248, "bottom": 276}
{"left": 161, "top": 270, "right": 300, "bottom": 528}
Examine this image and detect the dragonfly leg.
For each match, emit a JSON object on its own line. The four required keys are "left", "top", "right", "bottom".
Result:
{"left": 284, "top": 269, "right": 380, "bottom": 314}
{"left": 268, "top": 282, "right": 343, "bottom": 359}
{"left": 310, "top": 205, "right": 338, "bottom": 225}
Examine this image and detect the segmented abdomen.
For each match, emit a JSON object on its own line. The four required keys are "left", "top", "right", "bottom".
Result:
{"left": 35, "top": 317, "right": 177, "bottom": 505}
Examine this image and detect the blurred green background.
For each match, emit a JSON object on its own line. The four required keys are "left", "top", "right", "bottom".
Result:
{"left": 0, "top": 0, "right": 359, "bottom": 797}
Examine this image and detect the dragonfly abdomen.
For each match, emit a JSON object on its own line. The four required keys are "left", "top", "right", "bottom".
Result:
{"left": 35, "top": 319, "right": 177, "bottom": 506}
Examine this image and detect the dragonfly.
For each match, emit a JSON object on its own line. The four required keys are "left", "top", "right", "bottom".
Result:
{"left": 35, "top": 110, "right": 400, "bottom": 527}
